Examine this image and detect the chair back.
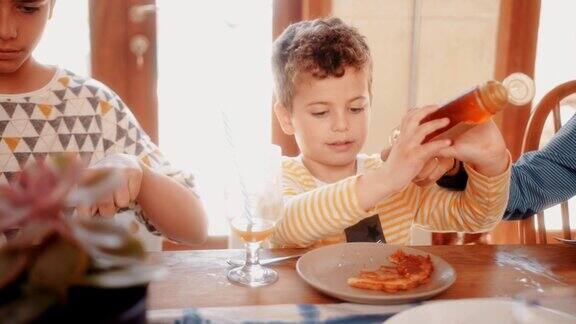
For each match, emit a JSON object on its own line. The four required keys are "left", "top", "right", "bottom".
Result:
{"left": 519, "top": 80, "right": 576, "bottom": 244}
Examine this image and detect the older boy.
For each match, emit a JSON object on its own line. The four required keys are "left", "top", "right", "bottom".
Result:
{"left": 271, "top": 18, "right": 511, "bottom": 247}
{"left": 0, "top": 0, "right": 207, "bottom": 248}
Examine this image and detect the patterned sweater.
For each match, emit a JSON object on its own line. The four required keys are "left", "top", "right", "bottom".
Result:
{"left": 0, "top": 68, "right": 196, "bottom": 250}
{"left": 271, "top": 154, "right": 511, "bottom": 248}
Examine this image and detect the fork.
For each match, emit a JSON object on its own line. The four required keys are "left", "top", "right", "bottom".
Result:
{"left": 554, "top": 237, "right": 576, "bottom": 245}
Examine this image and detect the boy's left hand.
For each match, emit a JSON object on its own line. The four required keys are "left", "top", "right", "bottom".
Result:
{"left": 77, "top": 153, "right": 143, "bottom": 218}
{"left": 438, "top": 119, "right": 509, "bottom": 177}
{"left": 381, "top": 147, "right": 456, "bottom": 186}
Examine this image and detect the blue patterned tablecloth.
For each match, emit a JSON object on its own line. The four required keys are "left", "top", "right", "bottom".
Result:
{"left": 147, "top": 302, "right": 418, "bottom": 324}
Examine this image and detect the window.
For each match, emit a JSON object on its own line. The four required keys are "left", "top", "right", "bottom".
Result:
{"left": 157, "top": 1, "right": 274, "bottom": 236}
{"left": 34, "top": 0, "right": 90, "bottom": 76}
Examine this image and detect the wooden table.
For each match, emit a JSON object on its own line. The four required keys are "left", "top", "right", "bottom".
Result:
{"left": 147, "top": 244, "right": 576, "bottom": 310}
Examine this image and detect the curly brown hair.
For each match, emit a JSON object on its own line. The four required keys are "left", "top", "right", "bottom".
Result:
{"left": 272, "top": 17, "right": 372, "bottom": 109}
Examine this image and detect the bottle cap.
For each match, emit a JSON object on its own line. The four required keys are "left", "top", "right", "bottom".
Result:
{"left": 502, "top": 72, "right": 535, "bottom": 106}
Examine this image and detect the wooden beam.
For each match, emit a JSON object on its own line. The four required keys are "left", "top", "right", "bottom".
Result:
{"left": 89, "top": 0, "right": 128, "bottom": 100}
{"left": 303, "top": 0, "right": 332, "bottom": 20}
{"left": 491, "top": 0, "right": 541, "bottom": 245}
{"left": 271, "top": 0, "right": 332, "bottom": 157}
{"left": 493, "top": 0, "right": 541, "bottom": 161}
{"left": 89, "top": 0, "right": 159, "bottom": 144}
{"left": 126, "top": 0, "right": 159, "bottom": 144}
{"left": 272, "top": 0, "right": 303, "bottom": 157}
{"left": 273, "top": 0, "right": 303, "bottom": 38}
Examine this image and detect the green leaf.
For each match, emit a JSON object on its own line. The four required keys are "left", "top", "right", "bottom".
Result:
{"left": 28, "top": 236, "right": 89, "bottom": 294}
{"left": 72, "top": 219, "right": 130, "bottom": 250}
{"left": 100, "top": 233, "right": 144, "bottom": 258}
{"left": 72, "top": 219, "right": 144, "bottom": 268}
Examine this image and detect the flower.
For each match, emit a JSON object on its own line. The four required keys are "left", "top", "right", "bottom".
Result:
{"left": 0, "top": 153, "right": 164, "bottom": 323}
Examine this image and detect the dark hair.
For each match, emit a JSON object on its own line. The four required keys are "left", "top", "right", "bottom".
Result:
{"left": 272, "top": 17, "right": 372, "bottom": 108}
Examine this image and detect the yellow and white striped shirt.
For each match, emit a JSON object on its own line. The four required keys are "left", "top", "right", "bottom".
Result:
{"left": 271, "top": 153, "right": 511, "bottom": 248}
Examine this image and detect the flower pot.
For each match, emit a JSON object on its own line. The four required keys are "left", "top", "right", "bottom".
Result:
{"left": 38, "top": 285, "right": 147, "bottom": 324}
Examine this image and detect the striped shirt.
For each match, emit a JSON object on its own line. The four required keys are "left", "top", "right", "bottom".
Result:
{"left": 271, "top": 153, "right": 511, "bottom": 248}
{"left": 506, "top": 114, "right": 576, "bottom": 220}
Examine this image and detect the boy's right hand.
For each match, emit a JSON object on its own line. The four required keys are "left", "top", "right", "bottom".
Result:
{"left": 380, "top": 105, "right": 452, "bottom": 193}
{"left": 77, "top": 154, "right": 143, "bottom": 218}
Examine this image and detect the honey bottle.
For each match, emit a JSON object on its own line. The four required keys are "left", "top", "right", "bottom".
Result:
{"left": 389, "top": 73, "right": 535, "bottom": 144}
{"left": 420, "top": 80, "right": 507, "bottom": 142}
{"left": 421, "top": 73, "right": 535, "bottom": 142}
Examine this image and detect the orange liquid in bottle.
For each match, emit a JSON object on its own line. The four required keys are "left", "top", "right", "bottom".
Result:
{"left": 421, "top": 80, "right": 508, "bottom": 143}
{"left": 231, "top": 217, "right": 276, "bottom": 242}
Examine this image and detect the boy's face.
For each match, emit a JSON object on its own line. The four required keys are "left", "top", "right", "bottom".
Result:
{"left": 276, "top": 67, "right": 371, "bottom": 168}
{"left": 0, "top": 0, "right": 52, "bottom": 73}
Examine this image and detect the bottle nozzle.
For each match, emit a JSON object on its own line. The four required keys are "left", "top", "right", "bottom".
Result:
{"left": 502, "top": 72, "right": 535, "bottom": 106}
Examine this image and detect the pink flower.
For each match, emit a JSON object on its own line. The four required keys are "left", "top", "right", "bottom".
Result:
{"left": 0, "top": 154, "right": 81, "bottom": 232}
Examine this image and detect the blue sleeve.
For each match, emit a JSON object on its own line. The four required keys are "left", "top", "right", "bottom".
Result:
{"left": 505, "top": 115, "right": 576, "bottom": 220}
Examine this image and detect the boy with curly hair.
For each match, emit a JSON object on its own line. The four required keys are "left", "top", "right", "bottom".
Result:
{"left": 271, "top": 18, "right": 511, "bottom": 247}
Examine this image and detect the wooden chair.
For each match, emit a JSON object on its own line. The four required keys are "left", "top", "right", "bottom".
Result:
{"left": 519, "top": 80, "right": 576, "bottom": 244}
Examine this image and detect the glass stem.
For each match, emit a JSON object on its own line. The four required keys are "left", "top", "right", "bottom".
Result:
{"left": 245, "top": 241, "right": 261, "bottom": 267}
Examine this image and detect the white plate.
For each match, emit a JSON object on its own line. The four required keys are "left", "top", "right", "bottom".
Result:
{"left": 296, "top": 242, "right": 456, "bottom": 304}
{"left": 385, "top": 299, "right": 576, "bottom": 324}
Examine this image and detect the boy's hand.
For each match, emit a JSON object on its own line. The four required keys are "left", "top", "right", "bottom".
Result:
{"left": 438, "top": 119, "right": 509, "bottom": 177}
{"left": 381, "top": 147, "right": 455, "bottom": 187}
{"left": 413, "top": 156, "right": 456, "bottom": 186}
{"left": 77, "top": 154, "right": 143, "bottom": 218}
{"left": 379, "top": 105, "right": 452, "bottom": 193}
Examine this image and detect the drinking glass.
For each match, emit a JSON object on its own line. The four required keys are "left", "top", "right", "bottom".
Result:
{"left": 225, "top": 144, "right": 282, "bottom": 287}
{"left": 227, "top": 216, "right": 278, "bottom": 286}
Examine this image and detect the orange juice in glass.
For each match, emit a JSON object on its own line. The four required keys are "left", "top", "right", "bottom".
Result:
{"left": 227, "top": 216, "right": 279, "bottom": 286}
{"left": 231, "top": 217, "right": 276, "bottom": 243}
{"left": 226, "top": 145, "right": 282, "bottom": 287}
